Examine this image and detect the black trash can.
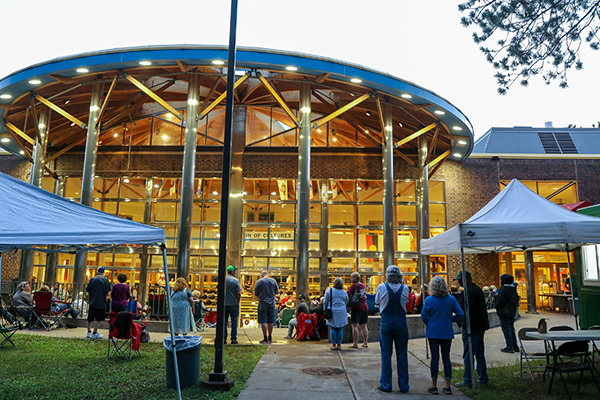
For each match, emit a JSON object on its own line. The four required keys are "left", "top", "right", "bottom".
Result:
{"left": 164, "top": 335, "right": 202, "bottom": 389}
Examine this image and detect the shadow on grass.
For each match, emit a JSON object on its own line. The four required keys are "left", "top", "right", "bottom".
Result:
{"left": 0, "top": 334, "right": 265, "bottom": 400}
{"left": 452, "top": 361, "right": 600, "bottom": 400}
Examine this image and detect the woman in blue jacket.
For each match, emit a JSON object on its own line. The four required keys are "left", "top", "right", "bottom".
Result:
{"left": 421, "top": 276, "right": 465, "bottom": 395}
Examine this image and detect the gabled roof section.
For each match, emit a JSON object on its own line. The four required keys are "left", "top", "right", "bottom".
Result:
{"left": 472, "top": 126, "right": 600, "bottom": 157}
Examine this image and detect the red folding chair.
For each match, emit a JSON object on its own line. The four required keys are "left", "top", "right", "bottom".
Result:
{"left": 30, "top": 291, "right": 70, "bottom": 331}
{"left": 108, "top": 311, "right": 141, "bottom": 360}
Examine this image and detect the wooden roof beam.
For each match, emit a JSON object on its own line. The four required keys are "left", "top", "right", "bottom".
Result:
{"left": 312, "top": 93, "right": 370, "bottom": 130}
{"left": 428, "top": 150, "right": 450, "bottom": 179}
{"left": 35, "top": 94, "right": 87, "bottom": 129}
{"left": 5, "top": 121, "right": 34, "bottom": 145}
{"left": 394, "top": 122, "right": 437, "bottom": 149}
{"left": 122, "top": 72, "right": 184, "bottom": 120}
{"left": 96, "top": 75, "right": 118, "bottom": 128}
{"left": 199, "top": 72, "right": 250, "bottom": 119}
{"left": 256, "top": 72, "right": 298, "bottom": 126}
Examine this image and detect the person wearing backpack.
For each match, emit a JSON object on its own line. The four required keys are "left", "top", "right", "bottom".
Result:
{"left": 347, "top": 272, "right": 369, "bottom": 348}
{"left": 495, "top": 274, "right": 520, "bottom": 353}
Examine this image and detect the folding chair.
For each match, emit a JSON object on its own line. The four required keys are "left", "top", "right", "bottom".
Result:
{"left": 0, "top": 306, "right": 23, "bottom": 348}
{"left": 587, "top": 325, "right": 600, "bottom": 374}
{"left": 107, "top": 311, "right": 140, "bottom": 360}
{"left": 30, "top": 291, "right": 70, "bottom": 331}
{"left": 279, "top": 308, "right": 295, "bottom": 328}
{"left": 547, "top": 340, "right": 600, "bottom": 399}
{"left": 518, "top": 327, "right": 550, "bottom": 381}
{"left": 204, "top": 310, "right": 217, "bottom": 328}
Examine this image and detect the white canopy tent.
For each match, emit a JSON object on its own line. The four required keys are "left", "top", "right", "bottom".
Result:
{"left": 421, "top": 179, "right": 600, "bottom": 255}
{"left": 420, "top": 178, "right": 600, "bottom": 386}
{"left": 0, "top": 171, "right": 183, "bottom": 399}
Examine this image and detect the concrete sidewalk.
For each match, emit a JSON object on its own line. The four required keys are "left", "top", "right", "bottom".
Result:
{"left": 16, "top": 310, "right": 576, "bottom": 399}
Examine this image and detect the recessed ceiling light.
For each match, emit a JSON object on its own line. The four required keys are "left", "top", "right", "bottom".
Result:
{"left": 457, "top": 140, "right": 467, "bottom": 145}
{"left": 1, "top": 138, "right": 10, "bottom": 143}
{"left": 113, "top": 133, "right": 119, "bottom": 137}
{"left": 452, "top": 126, "right": 463, "bottom": 131}
{"left": 212, "top": 60, "right": 225, "bottom": 65}
{"left": 401, "top": 94, "right": 412, "bottom": 99}
{"left": 271, "top": 192, "right": 277, "bottom": 196}
{"left": 76, "top": 68, "right": 89, "bottom": 73}
{"left": 234, "top": 70, "right": 246, "bottom": 76}
{"left": 212, "top": 191, "right": 218, "bottom": 196}
{"left": 285, "top": 66, "right": 298, "bottom": 71}
{"left": 162, "top": 134, "right": 168, "bottom": 140}
{"left": 19, "top": 150, "right": 24, "bottom": 155}
{"left": 154, "top": 184, "right": 159, "bottom": 188}
{"left": 139, "top": 61, "right": 152, "bottom": 66}
{"left": 350, "top": 78, "right": 362, "bottom": 83}
{"left": 434, "top": 110, "right": 445, "bottom": 115}
{"left": 29, "top": 79, "right": 41, "bottom": 85}
{"left": 123, "top": 178, "right": 130, "bottom": 183}
{"left": 0, "top": 94, "right": 12, "bottom": 99}
{"left": 453, "top": 153, "right": 462, "bottom": 157}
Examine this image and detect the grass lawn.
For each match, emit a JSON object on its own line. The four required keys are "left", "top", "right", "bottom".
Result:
{"left": 0, "top": 333, "right": 265, "bottom": 400}
{"left": 451, "top": 361, "right": 600, "bottom": 400}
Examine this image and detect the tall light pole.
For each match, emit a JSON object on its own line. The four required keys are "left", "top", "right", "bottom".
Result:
{"left": 203, "top": 0, "right": 238, "bottom": 390}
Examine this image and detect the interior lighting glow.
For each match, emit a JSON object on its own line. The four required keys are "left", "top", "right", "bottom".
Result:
{"left": 90, "top": 105, "right": 100, "bottom": 112}
{"left": 350, "top": 78, "right": 362, "bottom": 83}
{"left": 139, "top": 61, "right": 152, "bottom": 66}
{"left": 162, "top": 134, "right": 168, "bottom": 140}
{"left": 301, "top": 106, "right": 311, "bottom": 113}
{"left": 401, "top": 94, "right": 412, "bottom": 99}
{"left": 271, "top": 192, "right": 277, "bottom": 196}
{"left": 285, "top": 66, "right": 298, "bottom": 71}
{"left": 154, "top": 184, "right": 159, "bottom": 188}
{"left": 70, "top": 122, "right": 76, "bottom": 126}
{"left": 113, "top": 133, "right": 119, "bottom": 137}
{"left": 364, "top": 129, "right": 369, "bottom": 133}
{"left": 187, "top": 99, "right": 199, "bottom": 106}
{"left": 457, "top": 140, "right": 467, "bottom": 145}
{"left": 0, "top": 94, "right": 12, "bottom": 99}
{"left": 212, "top": 60, "right": 225, "bottom": 65}
{"left": 123, "top": 178, "right": 130, "bottom": 183}
{"left": 212, "top": 191, "right": 218, "bottom": 196}
{"left": 19, "top": 150, "right": 24, "bottom": 155}
{"left": 453, "top": 153, "right": 462, "bottom": 157}
{"left": 29, "top": 79, "right": 41, "bottom": 85}
{"left": 242, "top": 191, "right": 247, "bottom": 195}
{"left": 76, "top": 68, "right": 89, "bottom": 73}
{"left": 385, "top": 126, "right": 393, "bottom": 132}
{"left": 234, "top": 70, "right": 246, "bottom": 76}
{"left": 452, "top": 126, "right": 463, "bottom": 131}
{"left": 1, "top": 138, "right": 10, "bottom": 143}
{"left": 317, "top": 128, "right": 322, "bottom": 133}
{"left": 434, "top": 110, "right": 445, "bottom": 115}
{"left": 38, "top": 123, "right": 46, "bottom": 129}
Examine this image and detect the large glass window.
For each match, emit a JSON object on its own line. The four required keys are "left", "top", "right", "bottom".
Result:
{"left": 500, "top": 180, "right": 578, "bottom": 205}
{"left": 581, "top": 245, "right": 600, "bottom": 286}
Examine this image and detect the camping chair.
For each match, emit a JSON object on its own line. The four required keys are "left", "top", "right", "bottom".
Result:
{"left": 547, "top": 340, "right": 600, "bottom": 399}
{"left": 126, "top": 300, "right": 143, "bottom": 321}
{"left": 0, "top": 306, "right": 23, "bottom": 348}
{"left": 204, "top": 310, "right": 217, "bottom": 328}
{"left": 518, "top": 327, "right": 551, "bottom": 381}
{"left": 108, "top": 311, "right": 141, "bottom": 360}
{"left": 279, "top": 308, "right": 295, "bottom": 328}
{"left": 30, "top": 291, "right": 70, "bottom": 331}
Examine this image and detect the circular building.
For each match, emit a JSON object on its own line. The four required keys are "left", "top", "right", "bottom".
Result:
{"left": 0, "top": 45, "right": 473, "bottom": 313}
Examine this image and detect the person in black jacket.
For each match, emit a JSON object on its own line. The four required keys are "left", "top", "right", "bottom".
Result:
{"left": 453, "top": 270, "right": 489, "bottom": 388}
{"left": 495, "top": 274, "right": 520, "bottom": 353}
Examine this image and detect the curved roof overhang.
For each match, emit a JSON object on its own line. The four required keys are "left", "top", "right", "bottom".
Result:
{"left": 0, "top": 45, "right": 473, "bottom": 170}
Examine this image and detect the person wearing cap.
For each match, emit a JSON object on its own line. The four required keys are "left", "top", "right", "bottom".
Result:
{"left": 85, "top": 267, "right": 110, "bottom": 339}
{"left": 374, "top": 265, "right": 410, "bottom": 393}
{"left": 453, "top": 270, "right": 489, "bottom": 388}
{"left": 224, "top": 265, "right": 242, "bottom": 344}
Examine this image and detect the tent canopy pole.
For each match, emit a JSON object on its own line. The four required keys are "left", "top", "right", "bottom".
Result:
{"left": 162, "top": 245, "right": 182, "bottom": 400}
{"left": 459, "top": 227, "right": 476, "bottom": 391}
{"left": 565, "top": 244, "right": 579, "bottom": 330}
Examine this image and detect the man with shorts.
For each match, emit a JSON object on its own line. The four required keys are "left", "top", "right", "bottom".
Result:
{"left": 86, "top": 267, "right": 110, "bottom": 339}
{"left": 347, "top": 271, "right": 369, "bottom": 348}
{"left": 254, "top": 270, "right": 279, "bottom": 344}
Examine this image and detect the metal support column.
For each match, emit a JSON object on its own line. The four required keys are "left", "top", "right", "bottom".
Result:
{"left": 73, "top": 84, "right": 103, "bottom": 293}
{"left": 416, "top": 134, "right": 430, "bottom": 290}
{"left": 45, "top": 176, "right": 65, "bottom": 284}
{"left": 382, "top": 104, "right": 395, "bottom": 268}
{"left": 524, "top": 250, "right": 538, "bottom": 314}
{"left": 19, "top": 107, "right": 50, "bottom": 281}
{"left": 175, "top": 75, "right": 200, "bottom": 279}
{"left": 296, "top": 82, "right": 311, "bottom": 301}
{"left": 320, "top": 182, "right": 329, "bottom": 295}
{"left": 226, "top": 106, "right": 246, "bottom": 270}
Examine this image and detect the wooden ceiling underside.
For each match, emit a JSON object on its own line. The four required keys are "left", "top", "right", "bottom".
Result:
{"left": 2, "top": 63, "right": 454, "bottom": 162}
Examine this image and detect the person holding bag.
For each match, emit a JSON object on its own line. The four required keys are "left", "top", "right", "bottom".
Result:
{"left": 323, "top": 277, "right": 348, "bottom": 350}
{"left": 496, "top": 273, "right": 520, "bottom": 353}
{"left": 347, "top": 271, "right": 369, "bottom": 348}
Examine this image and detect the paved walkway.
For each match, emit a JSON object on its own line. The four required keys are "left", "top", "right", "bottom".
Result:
{"left": 16, "top": 310, "right": 576, "bottom": 399}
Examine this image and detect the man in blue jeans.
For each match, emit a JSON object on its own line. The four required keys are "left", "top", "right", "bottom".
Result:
{"left": 454, "top": 270, "right": 489, "bottom": 388}
{"left": 224, "top": 265, "right": 242, "bottom": 344}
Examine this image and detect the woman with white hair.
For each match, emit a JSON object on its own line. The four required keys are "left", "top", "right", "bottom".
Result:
{"left": 375, "top": 265, "right": 410, "bottom": 393}
{"left": 421, "top": 276, "right": 464, "bottom": 395}
{"left": 323, "top": 277, "right": 348, "bottom": 350}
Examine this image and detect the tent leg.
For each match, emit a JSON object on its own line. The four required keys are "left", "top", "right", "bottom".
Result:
{"left": 163, "top": 246, "right": 182, "bottom": 400}
{"left": 565, "top": 245, "right": 579, "bottom": 330}
{"left": 0, "top": 253, "right": 3, "bottom": 295}
{"left": 460, "top": 244, "right": 476, "bottom": 391}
